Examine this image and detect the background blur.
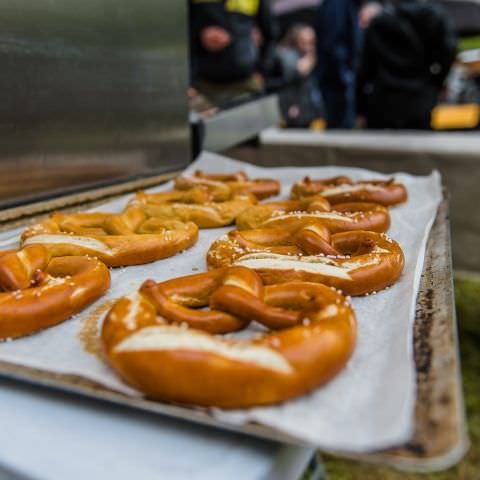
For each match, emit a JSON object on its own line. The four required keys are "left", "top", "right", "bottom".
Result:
{"left": 189, "top": 0, "right": 480, "bottom": 131}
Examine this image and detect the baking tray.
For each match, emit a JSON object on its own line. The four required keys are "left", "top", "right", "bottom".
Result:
{"left": 0, "top": 175, "right": 468, "bottom": 472}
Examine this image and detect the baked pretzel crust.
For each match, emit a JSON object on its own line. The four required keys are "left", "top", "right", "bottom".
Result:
{"left": 291, "top": 176, "right": 408, "bottom": 206}
{"left": 207, "top": 230, "right": 404, "bottom": 296}
{"left": 102, "top": 267, "right": 356, "bottom": 408}
{"left": 0, "top": 245, "right": 110, "bottom": 339}
{"left": 21, "top": 205, "right": 198, "bottom": 267}
{"left": 133, "top": 188, "right": 257, "bottom": 228}
{"left": 175, "top": 170, "right": 281, "bottom": 200}
{"left": 237, "top": 200, "right": 390, "bottom": 233}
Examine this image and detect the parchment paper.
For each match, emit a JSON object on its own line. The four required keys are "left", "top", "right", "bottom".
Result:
{"left": 0, "top": 152, "right": 442, "bottom": 452}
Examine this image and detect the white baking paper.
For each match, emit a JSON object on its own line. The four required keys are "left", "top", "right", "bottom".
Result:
{"left": 0, "top": 152, "right": 442, "bottom": 452}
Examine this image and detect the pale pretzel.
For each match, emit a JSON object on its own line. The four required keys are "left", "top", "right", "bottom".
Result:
{"left": 102, "top": 266, "right": 356, "bottom": 408}
{"left": 0, "top": 245, "right": 110, "bottom": 339}
{"left": 21, "top": 204, "right": 198, "bottom": 267}
{"left": 133, "top": 190, "right": 257, "bottom": 228}
{"left": 207, "top": 230, "right": 404, "bottom": 296}
{"left": 291, "top": 176, "right": 408, "bottom": 206}
{"left": 237, "top": 199, "right": 390, "bottom": 233}
{"left": 175, "top": 170, "right": 281, "bottom": 200}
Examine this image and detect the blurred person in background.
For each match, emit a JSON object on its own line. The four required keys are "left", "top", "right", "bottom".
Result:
{"left": 189, "top": 0, "right": 278, "bottom": 106}
{"left": 357, "top": 0, "right": 457, "bottom": 129}
{"left": 268, "top": 23, "right": 324, "bottom": 127}
{"left": 315, "top": 0, "right": 363, "bottom": 129}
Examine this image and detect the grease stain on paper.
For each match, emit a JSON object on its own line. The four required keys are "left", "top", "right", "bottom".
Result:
{"left": 78, "top": 299, "right": 116, "bottom": 360}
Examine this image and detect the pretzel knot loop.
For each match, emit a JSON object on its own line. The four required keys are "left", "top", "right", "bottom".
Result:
{"left": 291, "top": 175, "right": 408, "bottom": 206}
{"left": 102, "top": 266, "right": 357, "bottom": 408}
{"left": 20, "top": 204, "right": 198, "bottom": 267}
{"left": 207, "top": 228, "right": 405, "bottom": 296}
{"left": 237, "top": 200, "right": 390, "bottom": 233}
{"left": 0, "top": 245, "right": 110, "bottom": 339}
{"left": 133, "top": 187, "right": 257, "bottom": 228}
{"left": 175, "top": 170, "right": 281, "bottom": 200}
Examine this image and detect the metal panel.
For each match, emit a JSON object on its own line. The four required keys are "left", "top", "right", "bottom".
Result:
{"left": 0, "top": 0, "right": 190, "bottom": 208}
{"left": 200, "top": 95, "right": 281, "bottom": 152}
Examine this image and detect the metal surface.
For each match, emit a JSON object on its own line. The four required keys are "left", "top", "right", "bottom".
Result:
{"left": 0, "top": 187, "right": 466, "bottom": 471}
{"left": 0, "top": 0, "right": 190, "bottom": 209}
{"left": 0, "top": 171, "right": 178, "bottom": 225}
{"left": 0, "top": 377, "right": 314, "bottom": 480}
{"left": 336, "top": 198, "right": 469, "bottom": 471}
{"left": 200, "top": 95, "right": 281, "bottom": 153}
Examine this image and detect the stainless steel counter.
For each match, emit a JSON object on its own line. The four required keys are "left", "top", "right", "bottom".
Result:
{"left": 0, "top": 0, "right": 190, "bottom": 209}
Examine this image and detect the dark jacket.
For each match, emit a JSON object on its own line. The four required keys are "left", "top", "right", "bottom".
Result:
{"left": 315, "top": 0, "right": 363, "bottom": 128}
{"left": 189, "top": 0, "right": 277, "bottom": 83}
{"left": 359, "top": 0, "right": 457, "bottom": 128}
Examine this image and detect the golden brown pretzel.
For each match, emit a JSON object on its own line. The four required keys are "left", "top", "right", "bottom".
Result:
{"left": 133, "top": 190, "right": 257, "bottom": 228}
{"left": 0, "top": 245, "right": 110, "bottom": 339}
{"left": 194, "top": 170, "right": 249, "bottom": 182}
{"left": 291, "top": 176, "right": 408, "bottom": 206}
{"left": 236, "top": 195, "right": 330, "bottom": 229}
{"left": 208, "top": 223, "right": 339, "bottom": 260}
{"left": 135, "top": 186, "right": 214, "bottom": 204}
{"left": 102, "top": 266, "right": 356, "bottom": 408}
{"left": 237, "top": 199, "right": 390, "bottom": 233}
{"left": 207, "top": 230, "right": 404, "bottom": 296}
{"left": 173, "top": 177, "right": 234, "bottom": 202}
{"left": 21, "top": 205, "right": 198, "bottom": 267}
{"left": 175, "top": 170, "right": 281, "bottom": 200}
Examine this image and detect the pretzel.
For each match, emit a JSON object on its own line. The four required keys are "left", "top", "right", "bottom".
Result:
{"left": 102, "top": 266, "right": 356, "bottom": 408}
{"left": 237, "top": 199, "right": 390, "bottom": 233}
{"left": 135, "top": 187, "right": 214, "bottom": 204}
{"left": 21, "top": 205, "right": 198, "bottom": 267}
{"left": 175, "top": 170, "right": 281, "bottom": 200}
{"left": 236, "top": 195, "right": 329, "bottom": 229}
{"left": 207, "top": 230, "right": 404, "bottom": 296}
{"left": 193, "top": 171, "right": 249, "bottom": 182}
{"left": 174, "top": 177, "right": 232, "bottom": 202}
{"left": 291, "top": 176, "right": 408, "bottom": 206}
{"left": 133, "top": 189, "right": 257, "bottom": 228}
{"left": 0, "top": 245, "right": 110, "bottom": 339}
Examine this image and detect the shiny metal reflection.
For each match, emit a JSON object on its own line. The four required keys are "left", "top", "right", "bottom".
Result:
{"left": 0, "top": 0, "right": 190, "bottom": 207}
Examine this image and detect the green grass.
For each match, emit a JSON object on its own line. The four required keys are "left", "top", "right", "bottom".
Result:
{"left": 322, "top": 276, "right": 480, "bottom": 480}
{"left": 458, "top": 36, "right": 480, "bottom": 52}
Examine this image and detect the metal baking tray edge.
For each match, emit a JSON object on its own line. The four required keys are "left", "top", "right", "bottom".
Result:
{"left": 0, "top": 184, "right": 468, "bottom": 472}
